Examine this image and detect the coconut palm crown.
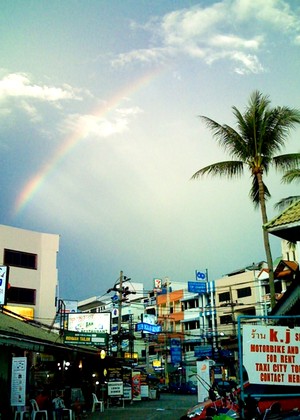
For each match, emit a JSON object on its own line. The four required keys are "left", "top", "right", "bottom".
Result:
{"left": 192, "top": 91, "right": 300, "bottom": 309}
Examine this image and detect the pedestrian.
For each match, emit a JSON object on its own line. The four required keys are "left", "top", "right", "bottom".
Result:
{"left": 73, "top": 397, "right": 82, "bottom": 420}
{"left": 52, "top": 392, "right": 65, "bottom": 420}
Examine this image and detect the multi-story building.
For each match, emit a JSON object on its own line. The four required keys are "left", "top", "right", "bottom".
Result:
{"left": 0, "top": 224, "right": 59, "bottom": 323}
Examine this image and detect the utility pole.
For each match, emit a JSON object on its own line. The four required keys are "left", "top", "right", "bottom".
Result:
{"left": 107, "top": 271, "right": 136, "bottom": 359}
{"left": 117, "top": 270, "right": 123, "bottom": 358}
{"left": 164, "top": 277, "right": 170, "bottom": 386}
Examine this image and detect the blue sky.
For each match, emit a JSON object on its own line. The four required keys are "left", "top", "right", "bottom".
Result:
{"left": 1, "top": 0, "right": 299, "bottom": 303}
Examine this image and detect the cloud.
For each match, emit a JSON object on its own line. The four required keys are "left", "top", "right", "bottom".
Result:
{"left": 0, "top": 73, "right": 81, "bottom": 102}
{"left": 112, "top": 0, "right": 300, "bottom": 74}
{"left": 62, "top": 106, "right": 143, "bottom": 139}
{"left": 111, "top": 47, "right": 171, "bottom": 67}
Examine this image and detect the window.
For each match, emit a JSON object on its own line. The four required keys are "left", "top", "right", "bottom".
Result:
{"left": 219, "top": 291, "right": 230, "bottom": 302}
{"left": 4, "top": 249, "right": 37, "bottom": 270}
{"left": 7, "top": 287, "right": 36, "bottom": 305}
{"left": 237, "top": 287, "right": 251, "bottom": 298}
{"left": 220, "top": 315, "right": 233, "bottom": 325}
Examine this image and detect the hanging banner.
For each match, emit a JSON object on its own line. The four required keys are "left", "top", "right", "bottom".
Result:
{"left": 196, "top": 360, "right": 211, "bottom": 403}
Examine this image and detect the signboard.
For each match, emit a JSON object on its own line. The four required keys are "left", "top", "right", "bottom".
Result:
{"left": 243, "top": 324, "right": 300, "bottom": 386}
{"left": 196, "top": 360, "right": 210, "bottom": 403}
{"left": 60, "top": 300, "right": 78, "bottom": 313}
{"left": 11, "top": 357, "right": 27, "bottom": 406}
{"left": 64, "top": 331, "right": 108, "bottom": 346}
{"left": 142, "top": 313, "right": 157, "bottom": 325}
{"left": 68, "top": 312, "right": 111, "bottom": 334}
{"left": 107, "top": 381, "right": 123, "bottom": 397}
{"left": 170, "top": 338, "right": 182, "bottom": 364}
{"left": 4, "top": 305, "right": 34, "bottom": 320}
{"left": 135, "top": 322, "right": 161, "bottom": 334}
{"left": 0, "top": 266, "right": 9, "bottom": 305}
{"left": 194, "top": 345, "right": 213, "bottom": 358}
{"left": 132, "top": 371, "right": 141, "bottom": 401}
{"left": 123, "top": 385, "right": 132, "bottom": 400}
{"left": 188, "top": 281, "right": 206, "bottom": 294}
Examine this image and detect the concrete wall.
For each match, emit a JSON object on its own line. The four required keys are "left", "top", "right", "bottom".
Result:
{"left": 0, "top": 224, "right": 59, "bottom": 323}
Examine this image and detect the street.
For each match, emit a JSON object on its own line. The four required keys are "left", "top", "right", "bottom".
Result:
{"left": 85, "top": 392, "right": 198, "bottom": 419}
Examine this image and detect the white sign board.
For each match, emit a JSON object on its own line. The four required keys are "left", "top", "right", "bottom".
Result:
{"left": 197, "top": 360, "right": 211, "bottom": 402}
{"left": 107, "top": 381, "right": 123, "bottom": 397}
{"left": 243, "top": 324, "right": 300, "bottom": 386}
{"left": 0, "top": 266, "right": 9, "bottom": 305}
{"left": 68, "top": 312, "right": 111, "bottom": 334}
{"left": 11, "top": 357, "right": 27, "bottom": 406}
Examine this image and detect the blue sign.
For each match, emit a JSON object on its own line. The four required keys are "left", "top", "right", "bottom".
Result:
{"left": 194, "top": 345, "right": 212, "bottom": 358}
{"left": 170, "top": 338, "right": 181, "bottom": 365}
{"left": 135, "top": 322, "right": 162, "bottom": 334}
{"left": 195, "top": 270, "right": 206, "bottom": 280}
{"left": 188, "top": 281, "right": 207, "bottom": 294}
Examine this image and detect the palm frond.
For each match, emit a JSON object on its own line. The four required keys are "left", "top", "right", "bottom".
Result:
{"left": 281, "top": 168, "right": 300, "bottom": 184}
{"left": 199, "top": 116, "right": 246, "bottom": 159}
{"left": 273, "top": 153, "right": 300, "bottom": 172}
{"left": 262, "top": 107, "right": 300, "bottom": 154}
{"left": 191, "top": 161, "right": 243, "bottom": 180}
{"left": 274, "top": 195, "right": 300, "bottom": 211}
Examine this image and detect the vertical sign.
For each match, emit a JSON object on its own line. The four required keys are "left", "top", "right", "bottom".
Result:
{"left": 132, "top": 370, "right": 141, "bottom": 401}
{"left": 170, "top": 338, "right": 182, "bottom": 364}
{"left": 0, "top": 266, "right": 9, "bottom": 305}
{"left": 196, "top": 360, "right": 210, "bottom": 403}
{"left": 11, "top": 357, "right": 27, "bottom": 406}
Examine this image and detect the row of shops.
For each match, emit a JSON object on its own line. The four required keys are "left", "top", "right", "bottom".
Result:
{"left": 0, "top": 308, "right": 111, "bottom": 418}
{"left": 0, "top": 308, "right": 169, "bottom": 418}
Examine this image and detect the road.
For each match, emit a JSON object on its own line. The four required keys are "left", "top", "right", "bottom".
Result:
{"left": 85, "top": 392, "right": 198, "bottom": 420}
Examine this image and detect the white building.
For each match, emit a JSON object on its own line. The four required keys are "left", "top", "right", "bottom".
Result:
{"left": 0, "top": 224, "right": 59, "bottom": 323}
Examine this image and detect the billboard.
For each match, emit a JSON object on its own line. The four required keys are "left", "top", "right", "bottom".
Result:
{"left": 68, "top": 312, "right": 111, "bottom": 334}
{"left": 243, "top": 324, "right": 300, "bottom": 386}
{"left": 142, "top": 313, "right": 157, "bottom": 325}
{"left": 60, "top": 300, "right": 78, "bottom": 313}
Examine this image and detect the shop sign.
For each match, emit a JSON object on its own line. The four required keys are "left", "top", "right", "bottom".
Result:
{"left": 107, "top": 381, "right": 123, "bottom": 397}
{"left": 11, "top": 357, "right": 27, "bottom": 406}
{"left": 243, "top": 324, "right": 300, "bottom": 386}
{"left": 64, "top": 331, "right": 108, "bottom": 346}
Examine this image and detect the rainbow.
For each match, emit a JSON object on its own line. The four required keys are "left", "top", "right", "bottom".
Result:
{"left": 14, "top": 67, "right": 164, "bottom": 215}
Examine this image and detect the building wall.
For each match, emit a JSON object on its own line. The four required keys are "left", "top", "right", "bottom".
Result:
{"left": 281, "top": 239, "right": 299, "bottom": 264}
{"left": 215, "top": 270, "right": 260, "bottom": 339}
{"left": 0, "top": 225, "right": 59, "bottom": 323}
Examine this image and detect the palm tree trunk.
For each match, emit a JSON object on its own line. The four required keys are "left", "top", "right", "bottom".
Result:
{"left": 257, "top": 172, "right": 276, "bottom": 309}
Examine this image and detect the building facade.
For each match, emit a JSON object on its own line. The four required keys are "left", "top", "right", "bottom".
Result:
{"left": 0, "top": 224, "right": 59, "bottom": 323}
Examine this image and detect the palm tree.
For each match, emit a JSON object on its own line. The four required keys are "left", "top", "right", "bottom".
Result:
{"left": 275, "top": 168, "right": 300, "bottom": 211}
{"left": 192, "top": 91, "right": 300, "bottom": 309}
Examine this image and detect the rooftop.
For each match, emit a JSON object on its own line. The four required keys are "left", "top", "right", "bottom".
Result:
{"left": 264, "top": 200, "right": 300, "bottom": 242}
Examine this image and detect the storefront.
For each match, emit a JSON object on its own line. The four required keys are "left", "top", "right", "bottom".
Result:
{"left": 0, "top": 309, "right": 101, "bottom": 417}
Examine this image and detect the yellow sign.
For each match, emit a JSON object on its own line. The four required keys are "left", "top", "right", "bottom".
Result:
{"left": 4, "top": 305, "right": 34, "bottom": 320}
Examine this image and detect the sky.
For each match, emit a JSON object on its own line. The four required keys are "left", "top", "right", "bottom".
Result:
{"left": 1, "top": 0, "right": 300, "bottom": 303}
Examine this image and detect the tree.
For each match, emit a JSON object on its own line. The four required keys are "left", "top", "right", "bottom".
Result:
{"left": 192, "top": 91, "right": 300, "bottom": 308}
{"left": 275, "top": 168, "right": 300, "bottom": 211}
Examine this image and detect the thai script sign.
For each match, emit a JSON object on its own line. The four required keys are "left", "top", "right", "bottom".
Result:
{"left": 243, "top": 325, "right": 300, "bottom": 386}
